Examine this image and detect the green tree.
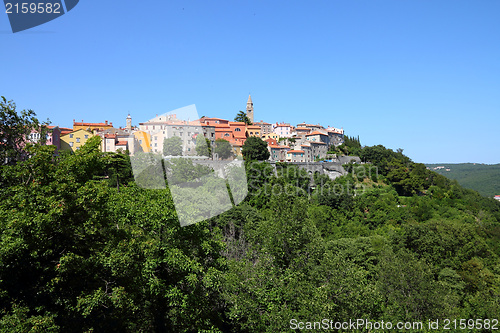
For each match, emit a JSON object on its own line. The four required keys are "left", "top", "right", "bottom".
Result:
{"left": 195, "top": 134, "right": 211, "bottom": 157}
{"left": 234, "top": 110, "right": 252, "bottom": 125}
{"left": 214, "top": 138, "right": 233, "bottom": 159}
{"left": 0, "top": 96, "right": 46, "bottom": 165}
{"left": 163, "top": 136, "right": 183, "bottom": 156}
{"left": 242, "top": 136, "right": 270, "bottom": 161}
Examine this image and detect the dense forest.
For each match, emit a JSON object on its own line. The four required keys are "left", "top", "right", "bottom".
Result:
{"left": 1, "top": 100, "right": 500, "bottom": 332}
{"left": 426, "top": 163, "right": 500, "bottom": 198}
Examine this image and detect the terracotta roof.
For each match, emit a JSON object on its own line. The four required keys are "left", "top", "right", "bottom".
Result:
{"left": 74, "top": 122, "right": 112, "bottom": 127}
{"left": 269, "top": 145, "right": 288, "bottom": 149}
{"left": 310, "top": 141, "right": 326, "bottom": 145}
{"left": 246, "top": 125, "right": 261, "bottom": 129}
{"left": 116, "top": 141, "right": 128, "bottom": 146}
{"left": 202, "top": 117, "right": 229, "bottom": 121}
{"left": 229, "top": 122, "right": 246, "bottom": 126}
{"left": 255, "top": 120, "right": 271, "bottom": 125}
{"left": 215, "top": 127, "right": 231, "bottom": 132}
{"left": 265, "top": 138, "right": 278, "bottom": 145}
{"left": 288, "top": 150, "right": 304, "bottom": 153}
{"left": 306, "top": 131, "right": 327, "bottom": 136}
{"left": 213, "top": 123, "right": 231, "bottom": 128}
{"left": 105, "top": 134, "right": 117, "bottom": 139}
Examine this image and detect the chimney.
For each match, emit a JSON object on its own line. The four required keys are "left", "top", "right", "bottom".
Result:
{"left": 105, "top": 120, "right": 108, "bottom": 125}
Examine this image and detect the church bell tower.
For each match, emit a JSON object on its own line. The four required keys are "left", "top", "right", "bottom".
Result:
{"left": 246, "top": 94, "right": 254, "bottom": 124}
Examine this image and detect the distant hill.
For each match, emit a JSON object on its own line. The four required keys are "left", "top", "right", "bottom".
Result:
{"left": 425, "top": 163, "right": 500, "bottom": 198}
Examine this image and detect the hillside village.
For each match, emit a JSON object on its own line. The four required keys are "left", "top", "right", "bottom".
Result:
{"left": 29, "top": 95, "right": 345, "bottom": 163}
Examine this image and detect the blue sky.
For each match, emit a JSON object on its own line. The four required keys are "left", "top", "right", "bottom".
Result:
{"left": 1, "top": 0, "right": 499, "bottom": 164}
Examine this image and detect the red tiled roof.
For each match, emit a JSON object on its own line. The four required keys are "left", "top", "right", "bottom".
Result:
{"left": 202, "top": 117, "right": 229, "bottom": 121}
{"left": 288, "top": 150, "right": 304, "bottom": 153}
{"left": 265, "top": 138, "right": 278, "bottom": 145}
{"left": 310, "top": 141, "right": 326, "bottom": 145}
{"left": 74, "top": 122, "right": 112, "bottom": 127}
{"left": 306, "top": 131, "right": 327, "bottom": 136}
{"left": 246, "top": 125, "right": 261, "bottom": 129}
{"left": 116, "top": 141, "right": 128, "bottom": 146}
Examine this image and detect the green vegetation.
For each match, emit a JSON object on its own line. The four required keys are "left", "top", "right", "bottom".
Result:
{"left": 328, "top": 134, "right": 361, "bottom": 156}
{"left": 241, "top": 136, "right": 270, "bottom": 161}
{"left": 163, "top": 136, "right": 182, "bottom": 156}
{"left": 426, "top": 163, "right": 500, "bottom": 197}
{"left": 214, "top": 138, "right": 233, "bottom": 160}
{"left": 195, "top": 134, "right": 211, "bottom": 157}
{"left": 1, "top": 100, "right": 499, "bottom": 331}
{"left": 234, "top": 110, "right": 252, "bottom": 125}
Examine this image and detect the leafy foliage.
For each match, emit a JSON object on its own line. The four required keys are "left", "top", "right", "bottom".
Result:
{"left": 234, "top": 110, "right": 252, "bottom": 125}
{"left": 195, "top": 134, "right": 211, "bottom": 157}
{"left": 1, "top": 101, "right": 499, "bottom": 331}
{"left": 214, "top": 138, "right": 233, "bottom": 160}
{"left": 163, "top": 136, "right": 182, "bottom": 156}
{"left": 242, "top": 136, "right": 270, "bottom": 161}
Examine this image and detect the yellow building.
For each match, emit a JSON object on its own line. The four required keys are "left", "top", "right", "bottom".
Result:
{"left": 232, "top": 142, "right": 243, "bottom": 157}
{"left": 60, "top": 129, "right": 93, "bottom": 152}
{"left": 261, "top": 133, "right": 280, "bottom": 141}
{"left": 246, "top": 125, "right": 261, "bottom": 137}
{"left": 133, "top": 131, "right": 151, "bottom": 152}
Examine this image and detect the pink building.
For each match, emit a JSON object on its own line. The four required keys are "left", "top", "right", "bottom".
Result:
{"left": 28, "top": 126, "right": 62, "bottom": 150}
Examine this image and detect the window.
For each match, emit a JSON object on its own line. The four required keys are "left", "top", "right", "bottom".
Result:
{"left": 76, "top": 138, "right": 80, "bottom": 143}
{"left": 69, "top": 134, "right": 74, "bottom": 138}
{"left": 235, "top": 128, "right": 241, "bottom": 132}
{"left": 155, "top": 136, "right": 157, "bottom": 141}
{"left": 154, "top": 143, "right": 157, "bottom": 147}
{"left": 139, "top": 140, "right": 142, "bottom": 144}
{"left": 84, "top": 135, "right": 88, "bottom": 139}
{"left": 69, "top": 142, "right": 74, "bottom": 147}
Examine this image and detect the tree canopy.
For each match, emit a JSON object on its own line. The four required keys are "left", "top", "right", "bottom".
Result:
{"left": 214, "top": 138, "right": 233, "bottom": 159}
{"left": 234, "top": 110, "right": 252, "bottom": 125}
{"left": 242, "top": 136, "right": 270, "bottom": 161}
{"left": 1, "top": 97, "right": 499, "bottom": 332}
{"left": 0, "top": 96, "right": 46, "bottom": 165}
{"left": 195, "top": 134, "right": 211, "bottom": 157}
{"left": 163, "top": 136, "right": 182, "bottom": 156}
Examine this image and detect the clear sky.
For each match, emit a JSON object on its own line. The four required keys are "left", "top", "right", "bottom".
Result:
{"left": 1, "top": 0, "right": 499, "bottom": 164}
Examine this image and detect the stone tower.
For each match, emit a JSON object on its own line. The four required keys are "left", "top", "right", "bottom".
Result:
{"left": 246, "top": 94, "right": 254, "bottom": 124}
{"left": 126, "top": 114, "right": 132, "bottom": 130}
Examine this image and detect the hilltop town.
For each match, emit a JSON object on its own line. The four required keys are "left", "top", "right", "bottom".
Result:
{"left": 30, "top": 95, "right": 345, "bottom": 163}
